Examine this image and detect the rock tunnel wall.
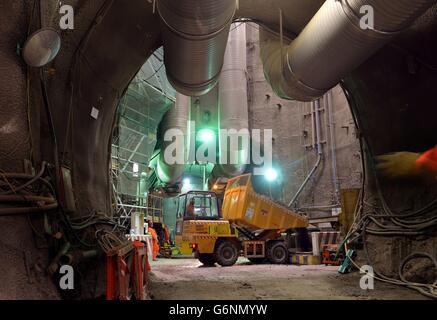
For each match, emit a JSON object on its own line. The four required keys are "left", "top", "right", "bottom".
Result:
{"left": 43, "top": 0, "right": 162, "bottom": 298}
{"left": 0, "top": 0, "right": 162, "bottom": 299}
{"left": 0, "top": 0, "right": 59, "bottom": 299}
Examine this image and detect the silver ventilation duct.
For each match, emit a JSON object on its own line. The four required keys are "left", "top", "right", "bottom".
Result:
{"left": 260, "top": 0, "right": 437, "bottom": 102}
{"left": 214, "top": 23, "right": 250, "bottom": 178}
{"left": 157, "top": 93, "right": 190, "bottom": 184}
{"left": 157, "top": 0, "right": 237, "bottom": 96}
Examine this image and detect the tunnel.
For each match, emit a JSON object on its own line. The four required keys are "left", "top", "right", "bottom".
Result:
{"left": 0, "top": 0, "right": 436, "bottom": 301}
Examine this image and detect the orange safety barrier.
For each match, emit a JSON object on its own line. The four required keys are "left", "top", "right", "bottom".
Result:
{"left": 106, "top": 241, "right": 148, "bottom": 300}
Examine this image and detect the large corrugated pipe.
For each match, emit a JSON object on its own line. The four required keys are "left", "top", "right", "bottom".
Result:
{"left": 157, "top": 93, "right": 190, "bottom": 184}
{"left": 213, "top": 24, "right": 250, "bottom": 178}
{"left": 260, "top": 0, "right": 437, "bottom": 102}
{"left": 157, "top": 0, "right": 237, "bottom": 96}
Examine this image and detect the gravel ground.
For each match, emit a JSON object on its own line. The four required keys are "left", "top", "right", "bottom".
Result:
{"left": 149, "top": 257, "right": 426, "bottom": 300}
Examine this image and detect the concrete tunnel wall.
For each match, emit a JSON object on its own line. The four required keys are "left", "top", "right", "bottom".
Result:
{"left": 245, "top": 24, "right": 362, "bottom": 213}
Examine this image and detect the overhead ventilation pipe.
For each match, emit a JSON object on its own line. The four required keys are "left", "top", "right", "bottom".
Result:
{"left": 213, "top": 23, "right": 250, "bottom": 178}
{"left": 157, "top": 93, "right": 190, "bottom": 184}
{"left": 260, "top": 0, "right": 437, "bottom": 102}
{"left": 157, "top": 0, "right": 237, "bottom": 96}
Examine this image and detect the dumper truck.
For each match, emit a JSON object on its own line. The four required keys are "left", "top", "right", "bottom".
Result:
{"left": 175, "top": 174, "right": 309, "bottom": 266}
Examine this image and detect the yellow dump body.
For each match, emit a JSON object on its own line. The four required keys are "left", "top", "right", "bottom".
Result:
{"left": 222, "top": 174, "right": 308, "bottom": 231}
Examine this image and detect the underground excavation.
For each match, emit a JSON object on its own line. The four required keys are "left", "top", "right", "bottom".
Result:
{"left": 0, "top": 0, "right": 436, "bottom": 309}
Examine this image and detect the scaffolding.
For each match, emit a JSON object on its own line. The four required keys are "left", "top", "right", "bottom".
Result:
{"left": 111, "top": 47, "right": 175, "bottom": 228}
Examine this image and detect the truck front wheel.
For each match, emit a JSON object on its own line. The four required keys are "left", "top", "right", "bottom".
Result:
{"left": 267, "top": 242, "right": 289, "bottom": 264}
{"left": 215, "top": 240, "right": 239, "bottom": 267}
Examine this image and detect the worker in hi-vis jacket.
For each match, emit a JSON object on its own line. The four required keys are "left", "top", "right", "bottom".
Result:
{"left": 186, "top": 198, "right": 196, "bottom": 219}
{"left": 147, "top": 221, "right": 160, "bottom": 261}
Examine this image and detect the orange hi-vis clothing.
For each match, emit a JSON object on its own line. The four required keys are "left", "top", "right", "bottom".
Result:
{"left": 416, "top": 145, "right": 437, "bottom": 175}
{"left": 148, "top": 227, "right": 159, "bottom": 261}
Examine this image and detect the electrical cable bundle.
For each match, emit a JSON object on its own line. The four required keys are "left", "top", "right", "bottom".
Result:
{"left": 343, "top": 193, "right": 437, "bottom": 299}
{"left": 96, "top": 229, "right": 132, "bottom": 255}
{"left": 0, "top": 162, "right": 58, "bottom": 216}
{"left": 67, "top": 210, "right": 121, "bottom": 231}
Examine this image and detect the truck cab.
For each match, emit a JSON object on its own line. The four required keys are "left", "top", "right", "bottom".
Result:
{"left": 176, "top": 191, "right": 221, "bottom": 221}
{"left": 175, "top": 191, "right": 239, "bottom": 267}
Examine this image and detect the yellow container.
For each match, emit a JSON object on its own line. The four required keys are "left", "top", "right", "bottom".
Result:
{"left": 222, "top": 174, "right": 308, "bottom": 231}
{"left": 339, "top": 188, "right": 361, "bottom": 236}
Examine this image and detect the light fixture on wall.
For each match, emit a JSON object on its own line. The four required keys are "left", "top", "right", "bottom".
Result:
{"left": 265, "top": 168, "right": 278, "bottom": 182}
{"left": 22, "top": 28, "right": 61, "bottom": 67}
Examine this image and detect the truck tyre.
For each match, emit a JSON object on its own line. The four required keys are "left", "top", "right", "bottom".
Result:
{"left": 267, "top": 242, "right": 289, "bottom": 264}
{"left": 198, "top": 253, "right": 216, "bottom": 266}
{"left": 215, "top": 240, "right": 239, "bottom": 267}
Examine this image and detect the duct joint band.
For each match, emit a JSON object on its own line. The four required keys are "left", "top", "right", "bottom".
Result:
{"left": 157, "top": 6, "right": 236, "bottom": 41}
{"left": 167, "top": 71, "right": 220, "bottom": 94}
{"left": 284, "top": 51, "right": 326, "bottom": 99}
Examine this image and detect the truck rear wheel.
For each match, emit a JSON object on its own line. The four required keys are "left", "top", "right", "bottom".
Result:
{"left": 198, "top": 253, "right": 216, "bottom": 266}
{"left": 267, "top": 242, "right": 289, "bottom": 264}
{"left": 215, "top": 240, "right": 239, "bottom": 267}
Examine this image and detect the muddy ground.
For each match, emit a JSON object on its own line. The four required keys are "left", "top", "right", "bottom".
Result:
{"left": 149, "top": 257, "right": 425, "bottom": 300}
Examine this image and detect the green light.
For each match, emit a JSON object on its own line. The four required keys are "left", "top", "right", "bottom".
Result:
{"left": 265, "top": 168, "right": 278, "bottom": 182}
{"left": 197, "top": 129, "right": 215, "bottom": 143}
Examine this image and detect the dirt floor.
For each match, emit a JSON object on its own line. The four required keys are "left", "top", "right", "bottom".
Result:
{"left": 149, "top": 257, "right": 426, "bottom": 300}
